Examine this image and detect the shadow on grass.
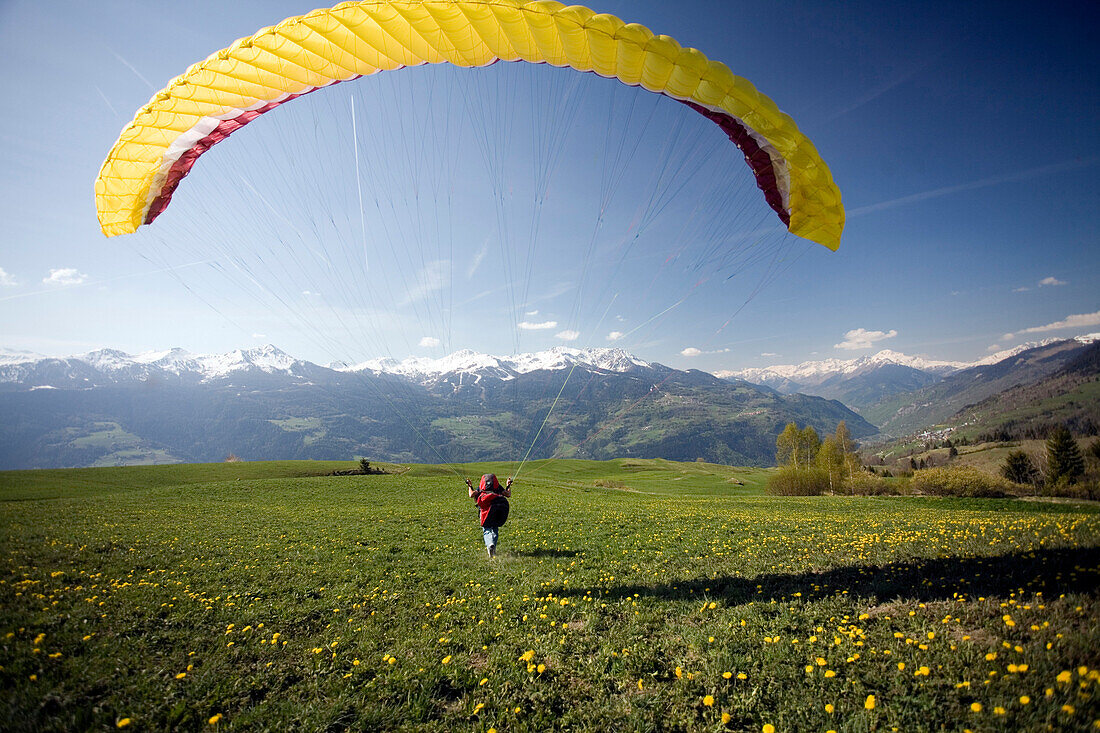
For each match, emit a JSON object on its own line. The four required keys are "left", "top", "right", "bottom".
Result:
{"left": 553, "top": 545, "right": 1100, "bottom": 605}
{"left": 512, "top": 548, "right": 581, "bottom": 558}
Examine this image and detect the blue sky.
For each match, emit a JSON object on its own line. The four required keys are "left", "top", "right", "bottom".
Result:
{"left": 0, "top": 0, "right": 1097, "bottom": 372}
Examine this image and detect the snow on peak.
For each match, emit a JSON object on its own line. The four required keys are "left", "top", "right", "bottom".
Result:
{"left": 195, "top": 345, "right": 300, "bottom": 377}
{"left": 340, "top": 346, "right": 651, "bottom": 380}
{"left": 0, "top": 347, "right": 46, "bottom": 366}
{"left": 720, "top": 349, "right": 969, "bottom": 384}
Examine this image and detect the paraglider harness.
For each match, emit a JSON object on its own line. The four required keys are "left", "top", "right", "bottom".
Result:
{"left": 468, "top": 474, "right": 510, "bottom": 528}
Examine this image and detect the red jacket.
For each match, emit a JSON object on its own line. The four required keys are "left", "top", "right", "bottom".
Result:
{"left": 469, "top": 474, "right": 511, "bottom": 526}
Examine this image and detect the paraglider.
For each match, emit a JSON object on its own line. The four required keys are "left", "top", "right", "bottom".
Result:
{"left": 95, "top": 0, "right": 843, "bottom": 249}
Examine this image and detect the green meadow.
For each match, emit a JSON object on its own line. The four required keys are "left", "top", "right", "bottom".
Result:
{"left": 2, "top": 459, "right": 1098, "bottom": 731}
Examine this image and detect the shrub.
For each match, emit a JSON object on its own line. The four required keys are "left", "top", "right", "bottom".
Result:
{"left": 910, "top": 466, "right": 1015, "bottom": 498}
{"left": 847, "top": 472, "right": 896, "bottom": 495}
{"left": 766, "top": 466, "right": 829, "bottom": 496}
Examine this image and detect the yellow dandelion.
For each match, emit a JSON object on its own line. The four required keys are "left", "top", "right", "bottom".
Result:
{"left": 441, "top": 655, "right": 452, "bottom": 665}
{"left": 473, "top": 703, "right": 485, "bottom": 714}
{"left": 479, "top": 678, "right": 488, "bottom": 686}
{"left": 537, "top": 663, "right": 545, "bottom": 673}
{"left": 175, "top": 672, "right": 186, "bottom": 679}
{"left": 721, "top": 712, "right": 731, "bottom": 724}
{"left": 1057, "top": 670, "right": 1072, "bottom": 683}
{"left": 825, "top": 703, "right": 835, "bottom": 713}
{"left": 518, "top": 650, "right": 535, "bottom": 663}
{"left": 1020, "top": 696, "right": 1030, "bottom": 705}
{"left": 1063, "top": 705, "right": 1076, "bottom": 715}
{"left": 864, "top": 694, "right": 875, "bottom": 710}
{"left": 117, "top": 720, "right": 131, "bottom": 729}
{"left": 763, "top": 724, "right": 775, "bottom": 733}
{"left": 208, "top": 714, "right": 223, "bottom": 725}
{"left": 675, "top": 666, "right": 683, "bottom": 679}
{"left": 824, "top": 670, "right": 836, "bottom": 678}
{"left": 638, "top": 678, "right": 643, "bottom": 690}
{"left": 703, "top": 695, "right": 714, "bottom": 707}
{"left": 970, "top": 702, "right": 982, "bottom": 713}
{"left": 994, "top": 706, "right": 1005, "bottom": 715}
{"left": 897, "top": 662, "right": 905, "bottom": 671}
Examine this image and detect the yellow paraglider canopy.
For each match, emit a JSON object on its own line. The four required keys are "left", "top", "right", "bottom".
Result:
{"left": 95, "top": 0, "right": 843, "bottom": 249}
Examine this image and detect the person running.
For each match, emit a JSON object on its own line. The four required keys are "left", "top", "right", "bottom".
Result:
{"left": 465, "top": 473, "right": 512, "bottom": 557}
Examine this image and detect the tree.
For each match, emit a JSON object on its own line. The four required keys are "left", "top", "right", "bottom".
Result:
{"left": 798, "top": 426, "right": 821, "bottom": 467}
{"left": 359, "top": 457, "right": 372, "bottom": 473}
{"left": 1001, "top": 450, "right": 1038, "bottom": 485}
{"left": 948, "top": 445, "right": 959, "bottom": 459}
{"left": 776, "top": 423, "right": 799, "bottom": 467}
{"left": 1046, "top": 426, "right": 1084, "bottom": 485}
{"left": 1087, "top": 438, "right": 1100, "bottom": 463}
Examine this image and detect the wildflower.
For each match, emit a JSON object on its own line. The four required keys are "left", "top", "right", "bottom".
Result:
{"left": 518, "top": 650, "right": 535, "bottom": 663}
{"left": 994, "top": 706, "right": 1005, "bottom": 715}
{"left": 117, "top": 720, "right": 131, "bottom": 729}
{"left": 825, "top": 703, "right": 834, "bottom": 713}
{"left": 537, "top": 664, "right": 545, "bottom": 673}
{"left": 675, "top": 666, "right": 683, "bottom": 678}
{"left": 737, "top": 673, "right": 747, "bottom": 680}
{"left": 864, "top": 694, "right": 875, "bottom": 710}
{"left": 1063, "top": 705, "right": 1076, "bottom": 715}
{"left": 703, "top": 695, "right": 714, "bottom": 707}
{"left": 175, "top": 672, "right": 186, "bottom": 679}
{"left": 473, "top": 703, "right": 485, "bottom": 714}
{"left": 441, "top": 655, "right": 452, "bottom": 665}
{"left": 721, "top": 712, "right": 731, "bottom": 724}
{"left": 824, "top": 670, "right": 836, "bottom": 678}
{"left": 723, "top": 672, "right": 732, "bottom": 679}
{"left": 763, "top": 725, "right": 776, "bottom": 733}
{"left": 970, "top": 702, "right": 982, "bottom": 713}
{"left": 1058, "top": 670, "right": 1072, "bottom": 683}
{"left": 1020, "top": 696, "right": 1030, "bottom": 705}
{"left": 480, "top": 678, "right": 488, "bottom": 686}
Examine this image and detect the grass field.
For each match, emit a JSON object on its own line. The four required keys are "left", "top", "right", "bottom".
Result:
{"left": 2, "top": 459, "right": 1098, "bottom": 731}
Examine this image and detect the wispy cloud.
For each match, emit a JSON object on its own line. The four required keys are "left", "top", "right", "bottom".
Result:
{"left": 1002, "top": 310, "right": 1100, "bottom": 340}
{"left": 849, "top": 157, "right": 1100, "bottom": 218}
{"left": 761, "top": 352, "right": 778, "bottom": 357}
{"left": 399, "top": 260, "right": 448, "bottom": 306}
{"left": 1013, "top": 286, "right": 1031, "bottom": 293}
{"left": 419, "top": 336, "right": 440, "bottom": 347}
{"left": 835, "top": 327, "right": 898, "bottom": 350}
{"left": 555, "top": 330, "right": 580, "bottom": 341}
{"left": 43, "top": 268, "right": 87, "bottom": 286}
{"left": 252, "top": 333, "right": 267, "bottom": 339}
{"left": 467, "top": 239, "right": 489, "bottom": 279}
{"left": 518, "top": 320, "right": 557, "bottom": 330}
{"left": 525, "top": 310, "right": 539, "bottom": 316}
{"left": 1039, "top": 276, "right": 1067, "bottom": 287}
{"left": 0, "top": 267, "right": 16, "bottom": 287}
{"left": 607, "top": 331, "right": 624, "bottom": 341}
{"left": 986, "top": 343, "right": 1001, "bottom": 352}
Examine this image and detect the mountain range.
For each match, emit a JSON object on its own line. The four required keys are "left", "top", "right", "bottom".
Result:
{"left": 720, "top": 336, "right": 1099, "bottom": 415}
{"left": 0, "top": 346, "right": 873, "bottom": 470}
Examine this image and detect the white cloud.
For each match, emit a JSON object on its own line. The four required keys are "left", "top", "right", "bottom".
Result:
{"left": 419, "top": 336, "right": 440, "bottom": 347}
{"left": 835, "top": 327, "right": 898, "bottom": 350}
{"left": 518, "top": 320, "right": 557, "bottom": 330}
{"left": 0, "top": 267, "right": 16, "bottom": 287}
{"left": 467, "top": 240, "right": 489, "bottom": 279}
{"left": 1013, "top": 286, "right": 1031, "bottom": 293}
{"left": 607, "top": 331, "right": 624, "bottom": 341}
{"left": 525, "top": 310, "right": 539, "bottom": 316}
{"left": 43, "top": 268, "right": 87, "bottom": 286}
{"left": 986, "top": 343, "right": 1001, "bottom": 352}
{"left": 1039, "top": 276, "right": 1067, "bottom": 287}
{"left": 302, "top": 290, "right": 319, "bottom": 297}
{"left": 761, "top": 352, "right": 778, "bottom": 357}
{"left": 681, "top": 347, "right": 702, "bottom": 357}
{"left": 252, "top": 333, "right": 267, "bottom": 339}
{"left": 1003, "top": 310, "right": 1100, "bottom": 341}
{"left": 555, "top": 330, "right": 580, "bottom": 341}
{"left": 399, "top": 260, "right": 448, "bottom": 306}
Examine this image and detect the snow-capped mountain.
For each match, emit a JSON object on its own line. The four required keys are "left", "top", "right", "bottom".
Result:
{"left": 0, "top": 343, "right": 873, "bottom": 470}
{"left": 340, "top": 347, "right": 652, "bottom": 383}
{"left": 0, "top": 344, "right": 320, "bottom": 388}
{"left": 715, "top": 334, "right": 1100, "bottom": 413}
{"left": 719, "top": 335, "right": 1100, "bottom": 388}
